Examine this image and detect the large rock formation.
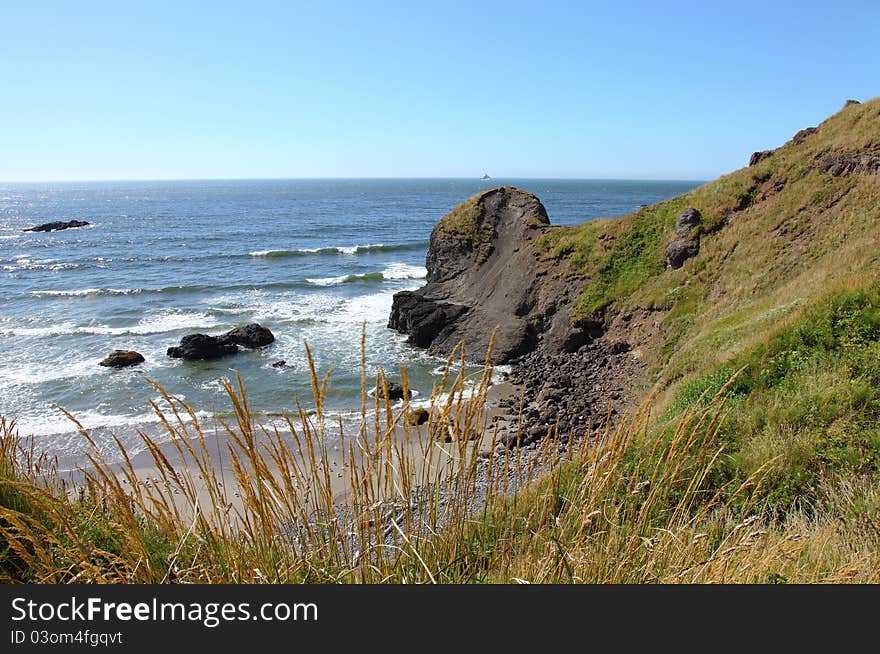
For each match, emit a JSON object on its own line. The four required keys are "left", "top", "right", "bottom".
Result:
{"left": 167, "top": 334, "right": 239, "bottom": 360}
{"left": 388, "top": 186, "right": 552, "bottom": 363}
{"left": 167, "top": 323, "right": 275, "bottom": 360}
{"left": 223, "top": 323, "right": 275, "bottom": 348}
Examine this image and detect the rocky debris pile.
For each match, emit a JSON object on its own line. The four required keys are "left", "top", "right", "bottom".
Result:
{"left": 493, "top": 337, "right": 642, "bottom": 449}
{"left": 665, "top": 207, "right": 702, "bottom": 269}
{"left": 99, "top": 350, "right": 145, "bottom": 368}
{"left": 167, "top": 323, "right": 274, "bottom": 360}
{"left": 24, "top": 220, "right": 90, "bottom": 232}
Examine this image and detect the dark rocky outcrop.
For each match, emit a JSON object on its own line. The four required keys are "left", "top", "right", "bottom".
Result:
{"left": 385, "top": 381, "right": 411, "bottom": 401}
{"left": 167, "top": 334, "right": 239, "bottom": 360}
{"left": 387, "top": 292, "right": 469, "bottom": 349}
{"left": 24, "top": 220, "right": 90, "bottom": 233}
{"left": 666, "top": 238, "right": 700, "bottom": 269}
{"left": 674, "top": 207, "right": 702, "bottom": 235}
{"left": 791, "top": 127, "right": 818, "bottom": 145}
{"left": 543, "top": 312, "right": 602, "bottom": 354}
{"left": 99, "top": 350, "right": 145, "bottom": 368}
{"left": 167, "top": 323, "right": 274, "bottom": 360}
{"left": 665, "top": 207, "right": 703, "bottom": 269}
{"left": 819, "top": 151, "right": 880, "bottom": 177}
{"left": 388, "top": 186, "right": 551, "bottom": 363}
{"left": 844, "top": 99, "right": 861, "bottom": 107}
{"left": 271, "top": 360, "right": 287, "bottom": 368}
{"left": 749, "top": 150, "right": 774, "bottom": 166}
{"left": 223, "top": 323, "right": 275, "bottom": 348}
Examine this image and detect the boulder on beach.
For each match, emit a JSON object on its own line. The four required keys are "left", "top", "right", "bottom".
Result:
{"left": 99, "top": 350, "right": 145, "bottom": 368}
{"left": 167, "top": 323, "right": 275, "bottom": 360}
{"left": 406, "top": 407, "right": 429, "bottom": 426}
{"left": 23, "top": 220, "right": 90, "bottom": 233}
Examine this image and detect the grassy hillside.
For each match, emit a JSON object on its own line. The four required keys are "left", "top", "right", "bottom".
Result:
{"left": 2, "top": 100, "right": 878, "bottom": 583}
{"left": 538, "top": 98, "right": 880, "bottom": 382}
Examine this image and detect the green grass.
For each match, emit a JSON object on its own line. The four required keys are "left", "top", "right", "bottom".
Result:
{"left": 431, "top": 192, "right": 496, "bottom": 263}
{"left": 664, "top": 285, "right": 880, "bottom": 515}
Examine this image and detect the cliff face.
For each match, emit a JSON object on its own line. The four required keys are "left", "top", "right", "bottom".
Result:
{"left": 388, "top": 186, "right": 563, "bottom": 363}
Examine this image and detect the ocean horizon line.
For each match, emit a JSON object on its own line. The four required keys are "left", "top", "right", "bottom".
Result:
{"left": 0, "top": 175, "right": 709, "bottom": 185}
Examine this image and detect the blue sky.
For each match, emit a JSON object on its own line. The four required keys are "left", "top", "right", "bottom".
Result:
{"left": 1, "top": 1, "right": 878, "bottom": 181}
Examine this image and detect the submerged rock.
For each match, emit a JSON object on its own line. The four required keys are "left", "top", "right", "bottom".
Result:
{"left": 99, "top": 350, "right": 145, "bottom": 368}
{"left": 24, "top": 220, "right": 90, "bottom": 233}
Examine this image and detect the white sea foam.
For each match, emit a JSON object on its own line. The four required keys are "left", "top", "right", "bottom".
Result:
{"left": 249, "top": 243, "right": 387, "bottom": 258}
{"left": 381, "top": 262, "right": 427, "bottom": 280}
{"left": 305, "top": 263, "right": 426, "bottom": 287}
{"left": 305, "top": 275, "right": 349, "bottom": 286}
{"left": 0, "top": 310, "right": 219, "bottom": 337}
{"left": 0, "top": 357, "right": 99, "bottom": 386}
{"left": 16, "top": 407, "right": 213, "bottom": 465}
{"left": 330, "top": 290, "right": 401, "bottom": 324}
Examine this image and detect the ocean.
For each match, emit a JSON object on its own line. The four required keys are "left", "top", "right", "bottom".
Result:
{"left": 0, "top": 178, "right": 699, "bottom": 467}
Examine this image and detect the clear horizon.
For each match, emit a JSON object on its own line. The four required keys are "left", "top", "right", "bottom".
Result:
{"left": 2, "top": 1, "right": 878, "bottom": 182}
{"left": 0, "top": 175, "right": 709, "bottom": 184}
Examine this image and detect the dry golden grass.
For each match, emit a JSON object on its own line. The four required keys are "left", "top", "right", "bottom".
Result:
{"left": 2, "top": 336, "right": 877, "bottom": 584}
